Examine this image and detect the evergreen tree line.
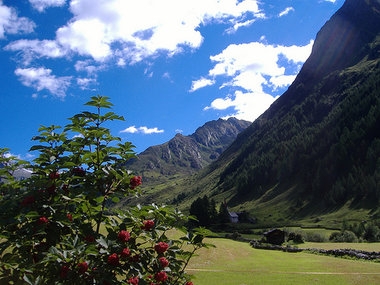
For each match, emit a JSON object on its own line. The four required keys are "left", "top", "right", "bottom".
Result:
{"left": 188, "top": 195, "right": 230, "bottom": 227}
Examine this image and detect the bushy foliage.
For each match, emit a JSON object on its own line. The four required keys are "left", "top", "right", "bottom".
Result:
{"left": 304, "top": 232, "right": 328, "bottom": 243}
{"left": 343, "top": 220, "right": 380, "bottom": 242}
{"left": 362, "top": 222, "right": 380, "bottom": 242}
{"left": 329, "top": 231, "right": 358, "bottom": 243}
{"left": 0, "top": 95, "right": 209, "bottom": 285}
{"left": 286, "top": 232, "right": 304, "bottom": 244}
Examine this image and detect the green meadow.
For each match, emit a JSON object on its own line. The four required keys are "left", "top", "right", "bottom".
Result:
{"left": 187, "top": 238, "right": 380, "bottom": 285}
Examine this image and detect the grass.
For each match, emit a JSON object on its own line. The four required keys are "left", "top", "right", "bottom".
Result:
{"left": 186, "top": 238, "right": 380, "bottom": 285}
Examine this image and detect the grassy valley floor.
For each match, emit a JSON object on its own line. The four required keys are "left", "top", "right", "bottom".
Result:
{"left": 187, "top": 238, "right": 380, "bottom": 285}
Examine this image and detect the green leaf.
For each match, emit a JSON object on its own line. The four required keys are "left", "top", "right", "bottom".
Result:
{"left": 85, "top": 95, "right": 113, "bottom": 109}
{"left": 111, "top": 196, "right": 120, "bottom": 203}
{"left": 192, "top": 234, "right": 204, "bottom": 244}
{"left": 103, "top": 111, "right": 124, "bottom": 121}
{"left": 23, "top": 275, "right": 34, "bottom": 285}
{"left": 60, "top": 195, "right": 71, "bottom": 201}
{"left": 29, "top": 145, "right": 48, "bottom": 151}
{"left": 97, "top": 236, "right": 109, "bottom": 249}
{"left": 25, "top": 211, "right": 39, "bottom": 218}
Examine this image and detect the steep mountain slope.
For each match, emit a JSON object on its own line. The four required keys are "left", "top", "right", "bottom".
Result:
{"left": 178, "top": 0, "right": 380, "bottom": 225}
{"left": 126, "top": 118, "right": 250, "bottom": 185}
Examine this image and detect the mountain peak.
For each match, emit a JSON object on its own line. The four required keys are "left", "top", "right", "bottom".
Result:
{"left": 125, "top": 118, "right": 250, "bottom": 184}
{"left": 268, "top": 0, "right": 380, "bottom": 116}
{"left": 296, "top": 0, "right": 380, "bottom": 85}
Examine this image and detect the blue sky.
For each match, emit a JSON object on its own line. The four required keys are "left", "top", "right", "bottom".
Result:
{"left": 0, "top": 0, "right": 343, "bottom": 159}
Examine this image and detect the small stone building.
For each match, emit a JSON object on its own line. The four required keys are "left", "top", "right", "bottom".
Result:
{"left": 228, "top": 211, "right": 239, "bottom": 223}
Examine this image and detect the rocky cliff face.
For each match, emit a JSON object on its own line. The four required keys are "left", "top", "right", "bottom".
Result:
{"left": 125, "top": 118, "right": 250, "bottom": 181}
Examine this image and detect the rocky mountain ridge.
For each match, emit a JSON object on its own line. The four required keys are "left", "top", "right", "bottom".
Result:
{"left": 126, "top": 117, "right": 250, "bottom": 183}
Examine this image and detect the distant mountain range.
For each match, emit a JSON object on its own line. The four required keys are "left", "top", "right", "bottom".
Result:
{"left": 0, "top": 163, "right": 31, "bottom": 181}
{"left": 125, "top": 117, "right": 251, "bottom": 185}
{"left": 126, "top": 0, "right": 380, "bottom": 228}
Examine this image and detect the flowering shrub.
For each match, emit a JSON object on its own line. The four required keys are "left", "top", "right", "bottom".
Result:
{"left": 130, "top": 175, "right": 142, "bottom": 189}
{"left": 0, "top": 95, "right": 211, "bottom": 284}
{"left": 142, "top": 219, "right": 155, "bottom": 231}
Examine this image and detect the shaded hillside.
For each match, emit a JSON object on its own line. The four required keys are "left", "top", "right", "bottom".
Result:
{"left": 126, "top": 118, "right": 250, "bottom": 185}
{"left": 178, "top": 0, "right": 380, "bottom": 224}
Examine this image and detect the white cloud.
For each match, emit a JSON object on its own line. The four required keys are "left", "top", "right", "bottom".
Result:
{"left": 226, "top": 19, "right": 257, "bottom": 34}
{"left": 4, "top": 0, "right": 266, "bottom": 99}
{"left": 14, "top": 67, "right": 71, "bottom": 99}
{"left": 9, "top": 0, "right": 263, "bottom": 64}
{"left": 121, "top": 126, "right": 138, "bottom": 134}
{"left": 269, "top": 74, "right": 297, "bottom": 90}
{"left": 5, "top": 39, "right": 65, "bottom": 65}
{"left": 29, "top": 0, "right": 66, "bottom": 12}
{"left": 74, "top": 60, "right": 105, "bottom": 75}
{"left": 205, "top": 90, "right": 279, "bottom": 122}
{"left": 120, "top": 126, "right": 164, "bottom": 134}
{"left": 278, "top": 7, "right": 294, "bottom": 17}
{"left": 57, "top": 18, "right": 112, "bottom": 61}
{"left": 324, "top": 0, "right": 337, "bottom": 3}
{"left": 207, "top": 40, "right": 313, "bottom": 93}
{"left": 72, "top": 133, "right": 84, "bottom": 138}
{"left": 2, "top": 150, "right": 35, "bottom": 162}
{"left": 139, "top": 126, "right": 165, "bottom": 134}
{"left": 162, "top": 72, "right": 171, "bottom": 80}
{"left": 279, "top": 40, "right": 314, "bottom": 63}
{"left": 76, "top": 77, "right": 97, "bottom": 90}
{"left": 204, "top": 96, "right": 233, "bottom": 111}
{"left": 0, "top": 2, "right": 35, "bottom": 38}
{"left": 199, "top": 40, "right": 313, "bottom": 121}
{"left": 190, "top": 77, "right": 215, "bottom": 92}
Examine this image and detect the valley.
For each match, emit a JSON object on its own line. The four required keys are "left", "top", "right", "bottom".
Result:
{"left": 123, "top": 0, "right": 380, "bottom": 233}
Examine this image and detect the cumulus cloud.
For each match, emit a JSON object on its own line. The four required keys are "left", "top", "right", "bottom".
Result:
{"left": 5, "top": 39, "right": 65, "bottom": 65}
{"left": 278, "top": 7, "right": 294, "bottom": 17}
{"left": 199, "top": 40, "right": 314, "bottom": 121}
{"left": 269, "top": 74, "right": 297, "bottom": 89}
{"left": 3, "top": 0, "right": 313, "bottom": 105}
{"left": 4, "top": 0, "right": 266, "bottom": 98}
{"left": 120, "top": 126, "right": 164, "bottom": 134}
{"left": 205, "top": 90, "right": 279, "bottom": 122}
{"left": 29, "top": 0, "right": 66, "bottom": 12}
{"left": 0, "top": 2, "right": 35, "bottom": 38}
{"left": 76, "top": 77, "right": 97, "bottom": 90}
{"left": 190, "top": 77, "right": 215, "bottom": 92}
{"left": 74, "top": 60, "right": 105, "bottom": 75}
{"left": 8, "top": 0, "right": 263, "bottom": 64}
{"left": 207, "top": 40, "right": 313, "bottom": 92}
{"left": 14, "top": 67, "right": 71, "bottom": 99}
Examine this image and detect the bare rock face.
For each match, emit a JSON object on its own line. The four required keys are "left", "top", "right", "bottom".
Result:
{"left": 125, "top": 118, "right": 251, "bottom": 178}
